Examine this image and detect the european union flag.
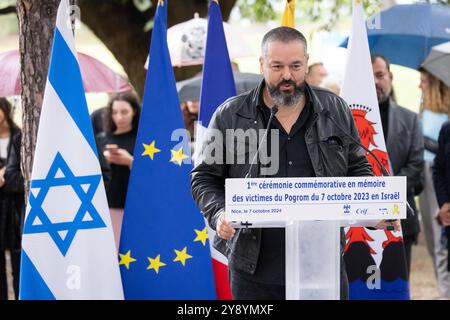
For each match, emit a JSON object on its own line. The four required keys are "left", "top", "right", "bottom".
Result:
{"left": 118, "top": 0, "right": 216, "bottom": 299}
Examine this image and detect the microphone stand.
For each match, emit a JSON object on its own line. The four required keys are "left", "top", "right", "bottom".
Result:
{"left": 245, "top": 105, "right": 279, "bottom": 178}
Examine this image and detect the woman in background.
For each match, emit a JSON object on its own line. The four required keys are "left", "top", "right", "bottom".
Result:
{"left": 419, "top": 69, "right": 450, "bottom": 298}
{"left": 0, "top": 98, "right": 23, "bottom": 300}
{"left": 97, "top": 92, "right": 140, "bottom": 251}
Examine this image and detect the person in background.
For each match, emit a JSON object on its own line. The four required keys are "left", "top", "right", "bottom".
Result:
{"left": 433, "top": 121, "right": 450, "bottom": 291}
{"left": 91, "top": 106, "right": 108, "bottom": 136}
{"left": 181, "top": 100, "right": 200, "bottom": 141}
{"left": 419, "top": 69, "right": 450, "bottom": 298}
{"left": 371, "top": 54, "right": 424, "bottom": 277}
{"left": 320, "top": 74, "right": 342, "bottom": 96}
{"left": 96, "top": 92, "right": 140, "bottom": 251}
{"left": 0, "top": 98, "right": 23, "bottom": 300}
{"left": 305, "top": 62, "right": 328, "bottom": 86}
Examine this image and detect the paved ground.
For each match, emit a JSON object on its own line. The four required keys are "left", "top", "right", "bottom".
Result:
{"left": 4, "top": 232, "right": 444, "bottom": 300}
{"left": 409, "top": 232, "right": 441, "bottom": 299}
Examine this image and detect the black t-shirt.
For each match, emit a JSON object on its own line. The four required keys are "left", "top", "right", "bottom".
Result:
{"left": 233, "top": 90, "right": 316, "bottom": 285}
{"left": 97, "top": 131, "right": 136, "bottom": 209}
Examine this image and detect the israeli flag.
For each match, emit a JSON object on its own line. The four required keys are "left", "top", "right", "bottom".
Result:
{"left": 19, "top": 0, "right": 123, "bottom": 299}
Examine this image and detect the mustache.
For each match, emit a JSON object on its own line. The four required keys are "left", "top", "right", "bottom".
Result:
{"left": 276, "top": 79, "right": 297, "bottom": 90}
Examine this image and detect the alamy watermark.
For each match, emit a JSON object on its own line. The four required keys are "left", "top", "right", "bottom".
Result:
{"left": 173, "top": 124, "right": 281, "bottom": 176}
{"left": 366, "top": 264, "right": 381, "bottom": 290}
{"left": 67, "top": 5, "right": 81, "bottom": 31}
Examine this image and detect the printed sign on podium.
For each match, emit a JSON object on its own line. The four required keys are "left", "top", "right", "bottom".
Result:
{"left": 225, "top": 176, "right": 407, "bottom": 299}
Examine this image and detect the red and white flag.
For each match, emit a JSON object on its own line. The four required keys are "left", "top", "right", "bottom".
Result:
{"left": 340, "top": 0, "right": 409, "bottom": 299}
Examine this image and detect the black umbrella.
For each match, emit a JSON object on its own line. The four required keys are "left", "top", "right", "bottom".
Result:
{"left": 176, "top": 72, "right": 263, "bottom": 102}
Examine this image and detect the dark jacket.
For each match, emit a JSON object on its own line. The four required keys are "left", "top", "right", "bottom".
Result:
{"left": 385, "top": 101, "right": 424, "bottom": 238}
{"left": 96, "top": 131, "right": 136, "bottom": 209}
{"left": 0, "top": 128, "right": 24, "bottom": 251}
{"left": 433, "top": 121, "right": 450, "bottom": 208}
{"left": 191, "top": 80, "right": 373, "bottom": 277}
{"left": 432, "top": 121, "right": 450, "bottom": 271}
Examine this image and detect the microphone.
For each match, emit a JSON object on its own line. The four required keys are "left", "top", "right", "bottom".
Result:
{"left": 322, "top": 109, "right": 414, "bottom": 227}
{"left": 245, "top": 105, "right": 279, "bottom": 178}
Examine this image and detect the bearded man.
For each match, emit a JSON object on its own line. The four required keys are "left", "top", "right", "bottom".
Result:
{"left": 191, "top": 27, "right": 396, "bottom": 300}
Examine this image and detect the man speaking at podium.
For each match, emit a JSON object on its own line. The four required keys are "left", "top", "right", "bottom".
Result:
{"left": 191, "top": 27, "right": 399, "bottom": 300}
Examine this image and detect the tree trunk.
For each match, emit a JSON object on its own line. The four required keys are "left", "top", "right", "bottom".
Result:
{"left": 15, "top": 0, "right": 237, "bottom": 195}
{"left": 78, "top": 0, "right": 237, "bottom": 97}
{"left": 16, "top": 0, "right": 60, "bottom": 199}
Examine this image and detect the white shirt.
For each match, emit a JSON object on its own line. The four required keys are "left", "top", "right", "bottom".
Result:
{"left": 0, "top": 137, "right": 10, "bottom": 160}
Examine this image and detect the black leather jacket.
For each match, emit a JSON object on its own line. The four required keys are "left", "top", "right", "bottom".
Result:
{"left": 190, "top": 80, "right": 373, "bottom": 276}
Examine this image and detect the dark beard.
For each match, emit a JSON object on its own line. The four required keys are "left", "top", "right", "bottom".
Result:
{"left": 376, "top": 86, "right": 390, "bottom": 104}
{"left": 267, "top": 79, "right": 305, "bottom": 107}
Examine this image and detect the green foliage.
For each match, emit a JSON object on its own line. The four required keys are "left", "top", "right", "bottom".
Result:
{"left": 111, "top": 0, "right": 152, "bottom": 12}
{"left": 236, "top": 0, "right": 277, "bottom": 22}
{"left": 132, "top": 0, "right": 153, "bottom": 11}
{"left": 236, "top": 0, "right": 382, "bottom": 30}
{"left": 235, "top": 0, "right": 449, "bottom": 31}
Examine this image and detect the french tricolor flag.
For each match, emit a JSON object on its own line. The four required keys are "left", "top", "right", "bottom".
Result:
{"left": 193, "top": 0, "right": 236, "bottom": 300}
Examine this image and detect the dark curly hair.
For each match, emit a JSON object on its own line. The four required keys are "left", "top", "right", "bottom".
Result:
{"left": 103, "top": 92, "right": 141, "bottom": 134}
{"left": 0, "top": 98, "right": 18, "bottom": 131}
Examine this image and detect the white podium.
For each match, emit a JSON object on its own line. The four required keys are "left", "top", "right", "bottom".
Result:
{"left": 225, "top": 176, "right": 407, "bottom": 300}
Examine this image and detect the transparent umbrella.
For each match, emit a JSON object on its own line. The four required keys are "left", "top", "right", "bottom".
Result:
{"left": 421, "top": 41, "right": 450, "bottom": 87}
{"left": 145, "top": 13, "right": 255, "bottom": 68}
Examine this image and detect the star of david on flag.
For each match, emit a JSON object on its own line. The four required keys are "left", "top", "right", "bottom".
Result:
{"left": 24, "top": 152, "right": 106, "bottom": 257}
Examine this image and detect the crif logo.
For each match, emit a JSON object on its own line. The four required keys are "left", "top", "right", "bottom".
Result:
{"left": 343, "top": 204, "right": 351, "bottom": 215}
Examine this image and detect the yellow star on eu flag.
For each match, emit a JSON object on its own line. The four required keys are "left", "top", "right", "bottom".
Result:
{"left": 170, "top": 147, "right": 189, "bottom": 166}
{"left": 142, "top": 140, "right": 161, "bottom": 160}
{"left": 173, "top": 247, "right": 193, "bottom": 266}
{"left": 147, "top": 254, "right": 166, "bottom": 274}
{"left": 194, "top": 227, "right": 209, "bottom": 246}
{"left": 119, "top": 250, "right": 137, "bottom": 270}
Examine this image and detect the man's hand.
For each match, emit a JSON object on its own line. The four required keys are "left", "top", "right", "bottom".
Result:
{"left": 216, "top": 212, "right": 236, "bottom": 240}
{"left": 437, "top": 203, "right": 450, "bottom": 226}
{"left": 374, "top": 219, "right": 401, "bottom": 232}
{"left": 0, "top": 167, "right": 5, "bottom": 188}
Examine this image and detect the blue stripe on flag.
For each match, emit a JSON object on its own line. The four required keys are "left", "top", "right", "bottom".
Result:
{"left": 198, "top": 0, "right": 236, "bottom": 128}
{"left": 48, "top": 28, "right": 98, "bottom": 157}
{"left": 19, "top": 250, "right": 56, "bottom": 300}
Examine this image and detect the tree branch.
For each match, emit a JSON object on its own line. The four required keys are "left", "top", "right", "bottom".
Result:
{"left": 0, "top": 5, "right": 16, "bottom": 15}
